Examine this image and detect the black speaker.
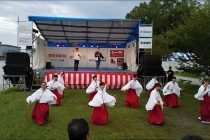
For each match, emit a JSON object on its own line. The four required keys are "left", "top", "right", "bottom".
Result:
{"left": 26, "top": 46, "right": 32, "bottom": 50}
{"left": 6, "top": 52, "right": 30, "bottom": 66}
{"left": 122, "top": 62, "right": 127, "bottom": 70}
{"left": 46, "top": 62, "right": 51, "bottom": 69}
{"left": 142, "top": 55, "right": 162, "bottom": 67}
{"left": 7, "top": 65, "right": 27, "bottom": 75}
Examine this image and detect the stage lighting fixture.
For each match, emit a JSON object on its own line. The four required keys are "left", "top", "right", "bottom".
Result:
{"left": 62, "top": 44, "right": 64, "bottom": 47}
{"left": 116, "top": 45, "right": 118, "bottom": 48}
{"left": 57, "top": 44, "right": 59, "bottom": 47}
{"left": 96, "top": 45, "right": 98, "bottom": 48}
{"left": 83, "top": 45, "right": 85, "bottom": 47}
{"left": 91, "top": 45, "right": 93, "bottom": 47}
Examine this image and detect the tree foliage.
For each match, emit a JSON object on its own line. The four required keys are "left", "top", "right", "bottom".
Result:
{"left": 166, "top": 4, "right": 210, "bottom": 72}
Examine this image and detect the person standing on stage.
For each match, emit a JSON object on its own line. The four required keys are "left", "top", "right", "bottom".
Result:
{"left": 95, "top": 48, "right": 105, "bottom": 70}
{"left": 167, "top": 66, "right": 174, "bottom": 82}
{"left": 73, "top": 45, "right": 82, "bottom": 71}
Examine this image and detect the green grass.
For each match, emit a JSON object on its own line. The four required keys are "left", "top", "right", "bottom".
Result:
{"left": 175, "top": 71, "right": 199, "bottom": 79}
{"left": 0, "top": 84, "right": 208, "bottom": 140}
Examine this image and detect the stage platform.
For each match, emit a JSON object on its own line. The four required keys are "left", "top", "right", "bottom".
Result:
{"left": 34, "top": 68, "right": 133, "bottom": 73}
{"left": 41, "top": 68, "right": 135, "bottom": 89}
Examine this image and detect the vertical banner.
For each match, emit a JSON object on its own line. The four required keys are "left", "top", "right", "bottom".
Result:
{"left": 108, "top": 49, "right": 125, "bottom": 68}
{"left": 87, "top": 48, "right": 107, "bottom": 68}
{"left": 139, "top": 38, "right": 152, "bottom": 49}
{"left": 67, "top": 48, "right": 88, "bottom": 67}
{"left": 46, "top": 47, "right": 68, "bottom": 67}
{"left": 139, "top": 27, "right": 152, "bottom": 37}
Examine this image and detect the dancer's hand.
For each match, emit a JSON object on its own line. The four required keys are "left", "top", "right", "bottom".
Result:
{"left": 28, "top": 100, "right": 31, "bottom": 106}
{"left": 101, "top": 104, "right": 104, "bottom": 109}
{"left": 123, "top": 89, "right": 128, "bottom": 92}
{"left": 106, "top": 84, "right": 110, "bottom": 86}
{"left": 167, "top": 85, "right": 170, "bottom": 89}
{"left": 114, "top": 95, "right": 117, "bottom": 99}
{"left": 53, "top": 96, "right": 57, "bottom": 101}
{"left": 181, "top": 87, "right": 184, "bottom": 90}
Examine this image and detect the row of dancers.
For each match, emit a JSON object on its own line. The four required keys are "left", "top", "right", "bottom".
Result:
{"left": 26, "top": 72, "right": 210, "bottom": 126}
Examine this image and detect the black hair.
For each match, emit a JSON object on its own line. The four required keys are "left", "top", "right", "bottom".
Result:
{"left": 67, "top": 118, "right": 89, "bottom": 140}
{"left": 92, "top": 75, "right": 97, "bottom": 79}
{"left": 133, "top": 74, "right": 137, "bottom": 77}
{"left": 62, "top": 71, "right": 65, "bottom": 74}
{"left": 154, "top": 74, "right": 158, "bottom": 77}
{"left": 76, "top": 48, "right": 79, "bottom": 50}
{"left": 181, "top": 135, "right": 204, "bottom": 140}
{"left": 99, "top": 82, "right": 105, "bottom": 86}
{"left": 154, "top": 83, "right": 161, "bottom": 88}
{"left": 41, "top": 82, "right": 47, "bottom": 85}
{"left": 54, "top": 75, "right": 58, "bottom": 78}
{"left": 172, "top": 76, "right": 176, "bottom": 79}
{"left": 169, "top": 66, "right": 172, "bottom": 69}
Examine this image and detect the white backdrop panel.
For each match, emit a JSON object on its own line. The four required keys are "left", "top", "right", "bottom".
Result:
{"left": 68, "top": 48, "right": 88, "bottom": 67}
{"left": 46, "top": 47, "right": 68, "bottom": 67}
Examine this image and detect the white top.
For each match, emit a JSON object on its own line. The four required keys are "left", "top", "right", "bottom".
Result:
{"left": 26, "top": 88, "right": 57, "bottom": 105}
{"left": 58, "top": 75, "right": 64, "bottom": 85}
{"left": 145, "top": 89, "right": 163, "bottom": 111}
{"left": 146, "top": 78, "right": 158, "bottom": 90}
{"left": 74, "top": 52, "right": 81, "bottom": 60}
{"left": 163, "top": 81, "right": 181, "bottom": 97}
{"left": 194, "top": 85, "right": 210, "bottom": 100}
{"left": 47, "top": 80, "right": 65, "bottom": 95}
{"left": 86, "top": 80, "right": 100, "bottom": 94}
{"left": 88, "top": 85, "right": 116, "bottom": 107}
{"left": 121, "top": 79, "right": 143, "bottom": 97}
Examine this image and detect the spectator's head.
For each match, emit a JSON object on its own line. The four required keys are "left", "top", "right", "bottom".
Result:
{"left": 99, "top": 82, "right": 105, "bottom": 90}
{"left": 154, "top": 83, "right": 161, "bottom": 91}
{"left": 154, "top": 74, "right": 158, "bottom": 79}
{"left": 169, "top": 66, "right": 172, "bottom": 70}
{"left": 172, "top": 76, "right": 176, "bottom": 82}
{"left": 133, "top": 74, "right": 138, "bottom": 80}
{"left": 41, "top": 82, "right": 47, "bottom": 90}
{"left": 53, "top": 75, "right": 58, "bottom": 81}
{"left": 181, "top": 135, "right": 204, "bottom": 140}
{"left": 92, "top": 75, "right": 97, "bottom": 81}
{"left": 67, "top": 118, "right": 89, "bottom": 140}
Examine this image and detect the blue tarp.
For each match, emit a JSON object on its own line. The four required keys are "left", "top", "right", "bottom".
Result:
{"left": 167, "top": 52, "right": 194, "bottom": 61}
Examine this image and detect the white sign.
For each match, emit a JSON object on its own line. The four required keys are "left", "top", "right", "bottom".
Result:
{"left": 139, "top": 38, "right": 152, "bottom": 49}
{"left": 18, "top": 35, "right": 32, "bottom": 46}
{"left": 46, "top": 47, "right": 68, "bottom": 67}
{"left": 18, "top": 22, "right": 32, "bottom": 34}
{"left": 139, "top": 27, "right": 152, "bottom": 37}
{"left": 68, "top": 48, "right": 88, "bottom": 67}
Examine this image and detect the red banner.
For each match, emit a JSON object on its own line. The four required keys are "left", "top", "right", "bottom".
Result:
{"left": 110, "top": 50, "right": 124, "bottom": 57}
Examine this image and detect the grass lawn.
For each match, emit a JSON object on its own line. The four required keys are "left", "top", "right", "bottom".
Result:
{"left": 0, "top": 83, "right": 208, "bottom": 140}
{"left": 174, "top": 71, "right": 199, "bottom": 79}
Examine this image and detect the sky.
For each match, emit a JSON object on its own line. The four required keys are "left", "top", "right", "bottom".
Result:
{"left": 0, "top": 1, "right": 143, "bottom": 46}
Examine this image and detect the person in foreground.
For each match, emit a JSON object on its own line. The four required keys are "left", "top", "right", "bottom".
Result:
{"left": 163, "top": 76, "right": 184, "bottom": 108}
{"left": 88, "top": 82, "right": 116, "bottom": 125}
{"left": 26, "top": 82, "right": 57, "bottom": 125}
{"left": 121, "top": 74, "right": 143, "bottom": 108}
{"left": 146, "top": 74, "right": 159, "bottom": 96}
{"left": 181, "top": 135, "right": 204, "bottom": 140}
{"left": 86, "top": 75, "right": 100, "bottom": 102}
{"left": 194, "top": 78, "right": 210, "bottom": 124}
{"left": 146, "top": 83, "right": 164, "bottom": 125}
{"left": 47, "top": 75, "right": 65, "bottom": 105}
{"left": 67, "top": 118, "right": 89, "bottom": 140}
{"left": 58, "top": 71, "right": 65, "bottom": 98}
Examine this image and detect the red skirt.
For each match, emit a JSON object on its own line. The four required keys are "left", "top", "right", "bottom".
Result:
{"left": 148, "top": 87, "right": 155, "bottom": 96}
{"left": 200, "top": 94, "right": 210, "bottom": 122}
{"left": 51, "top": 89, "right": 61, "bottom": 106}
{"left": 164, "top": 93, "right": 180, "bottom": 107}
{"left": 90, "top": 104, "right": 108, "bottom": 125}
{"left": 31, "top": 102, "right": 49, "bottom": 125}
{"left": 126, "top": 89, "right": 139, "bottom": 108}
{"left": 148, "top": 105, "right": 165, "bottom": 125}
{"left": 89, "top": 91, "right": 97, "bottom": 102}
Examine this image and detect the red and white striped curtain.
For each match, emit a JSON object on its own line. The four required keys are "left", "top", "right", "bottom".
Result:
{"left": 45, "top": 72, "right": 134, "bottom": 89}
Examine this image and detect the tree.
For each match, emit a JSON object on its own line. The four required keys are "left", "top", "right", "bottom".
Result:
{"left": 166, "top": 4, "right": 210, "bottom": 72}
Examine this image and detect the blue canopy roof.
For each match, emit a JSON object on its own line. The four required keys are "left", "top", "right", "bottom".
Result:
{"left": 28, "top": 16, "right": 141, "bottom": 48}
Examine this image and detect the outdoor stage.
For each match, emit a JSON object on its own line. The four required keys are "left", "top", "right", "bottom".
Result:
{"left": 35, "top": 68, "right": 135, "bottom": 89}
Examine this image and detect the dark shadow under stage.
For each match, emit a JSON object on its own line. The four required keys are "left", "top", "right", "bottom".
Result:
{"left": 34, "top": 67, "right": 134, "bottom": 73}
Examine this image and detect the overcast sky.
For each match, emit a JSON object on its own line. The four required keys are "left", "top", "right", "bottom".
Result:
{"left": 0, "top": 1, "right": 144, "bottom": 46}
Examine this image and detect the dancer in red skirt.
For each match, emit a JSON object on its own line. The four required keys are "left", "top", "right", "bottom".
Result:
{"left": 47, "top": 75, "right": 65, "bottom": 106}
{"left": 163, "top": 76, "right": 183, "bottom": 107}
{"left": 195, "top": 79, "right": 210, "bottom": 124}
{"left": 146, "top": 83, "right": 164, "bottom": 125}
{"left": 121, "top": 74, "right": 143, "bottom": 108}
{"left": 146, "top": 74, "right": 158, "bottom": 96}
{"left": 86, "top": 75, "right": 100, "bottom": 102}
{"left": 88, "top": 82, "right": 116, "bottom": 125}
{"left": 26, "top": 82, "right": 57, "bottom": 125}
{"left": 58, "top": 71, "right": 65, "bottom": 98}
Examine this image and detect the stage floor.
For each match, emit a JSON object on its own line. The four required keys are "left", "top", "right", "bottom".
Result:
{"left": 34, "top": 67, "right": 134, "bottom": 73}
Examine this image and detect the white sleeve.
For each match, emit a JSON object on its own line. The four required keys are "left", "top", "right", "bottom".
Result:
{"left": 86, "top": 81, "right": 96, "bottom": 94}
{"left": 146, "top": 79, "right": 155, "bottom": 90}
{"left": 195, "top": 86, "right": 209, "bottom": 100}
{"left": 135, "top": 81, "right": 143, "bottom": 97}
{"left": 46, "top": 90, "right": 57, "bottom": 105}
{"left": 121, "top": 81, "right": 132, "bottom": 91}
{"left": 26, "top": 90, "right": 39, "bottom": 103}
{"left": 145, "top": 90, "right": 158, "bottom": 111}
